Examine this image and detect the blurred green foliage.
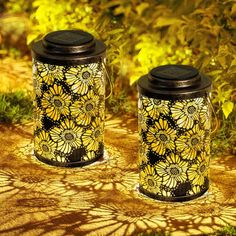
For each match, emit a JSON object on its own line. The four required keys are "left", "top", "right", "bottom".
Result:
{"left": 0, "top": 91, "right": 33, "bottom": 123}
{"left": 0, "top": 0, "right": 235, "bottom": 153}
{"left": 215, "top": 225, "right": 236, "bottom": 236}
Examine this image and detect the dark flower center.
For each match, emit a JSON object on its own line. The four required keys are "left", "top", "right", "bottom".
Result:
{"left": 124, "top": 210, "right": 146, "bottom": 217}
{"left": 191, "top": 138, "right": 199, "bottom": 146}
{"left": 65, "top": 132, "right": 75, "bottom": 141}
{"left": 82, "top": 71, "right": 91, "bottom": 79}
{"left": 94, "top": 129, "right": 101, "bottom": 138}
{"left": 170, "top": 167, "right": 180, "bottom": 175}
{"left": 21, "top": 176, "right": 44, "bottom": 183}
{"left": 187, "top": 105, "right": 196, "bottom": 114}
{"left": 200, "top": 164, "right": 206, "bottom": 173}
{"left": 54, "top": 99, "right": 63, "bottom": 108}
{"left": 159, "top": 134, "right": 168, "bottom": 142}
{"left": 99, "top": 172, "right": 116, "bottom": 180}
{"left": 42, "top": 144, "right": 50, "bottom": 152}
{"left": 86, "top": 103, "right": 93, "bottom": 111}
{"left": 147, "top": 178, "right": 155, "bottom": 187}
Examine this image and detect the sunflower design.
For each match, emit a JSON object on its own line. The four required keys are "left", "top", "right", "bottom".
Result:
{"left": 204, "top": 135, "right": 211, "bottom": 156}
{"left": 34, "top": 130, "right": 56, "bottom": 160}
{"left": 32, "top": 59, "right": 38, "bottom": 74}
{"left": 140, "top": 165, "right": 161, "bottom": 194}
{"left": 50, "top": 119, "right": 82, "bottom": 154}
{"left": 176, "top": 124, "right": 205, "bottom": 159}
{"left": 36, "top": 62, "right": 63, "bottom": 85}
{"left": 65, "top": 63, "right": 100, "bottom": 95}
{"left": 171, "top": 98, "right": 203, "bottom": 129}
{"left": 83, "top": 150, "right": 96, "bottom": 161}
{"left": 82, "top": 117, "right": 103, "bottom": 152}
{"left": 200, "top": 102, "right": 211, "bottom": 130}
{"left": 34, "top": 106, "right": 43, "bottom": 129}
{"left": 79, "top": 200, "right": 166, "bottom": 235}
{"left": 142, "top": 96, "right": 169, "bottom": 119}
{"left": 155, "top": 153, "right": 188, "bottom": 188}
{"left": 138, "top": 108, "right": 148, "bottom": 132}
{"left": 33, "top": 61, "right": 43, "bottom": 83}
{"left": 146, "top": 118, "right": 176, "bottom": 155}
{"left": 41, "top": 84, "right": 71, "bottom": 121}
{"left": 72, "top": 167, "right": 137, "bottom": 193}
{"left": 188, "top": 185, "right": 201, "bottom": 195}
{"left": 70, "top": 90, "right": 100, "bottom": 125}
{"left": 32, "top": 75, "right": 42, "bottom": 96}
{"left": 193, "top": 205, "right": 236, "bottom": 231}
{"left": 0, "top": 190, "right": 95, "bottom": 232}
{"left": 188, "top": 152, "right": 209, "bottom": 186}
{"left": 99, "top": 100, "right": 105, "bottom": 121}
{"left": 161, "top": 187, "right": 172, "bottom": 197}
{"left": 0, "top": 168, "right": 52, "bottom": 195}
{"left": 139, "top": 141, "right": 149, "bottom": 165}
{"left": 93, "top": 70, "right": 105, "bottom": 96}
{"left": 51, "top": 154, "right": 68, "bottom": 163}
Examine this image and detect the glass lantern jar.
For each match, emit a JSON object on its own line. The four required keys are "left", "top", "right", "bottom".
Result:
{"left": 137, "top": 65, "right": 212, "bottom": 201}
{"left": 31, "top": 30, "right": 106, "bottom": 167}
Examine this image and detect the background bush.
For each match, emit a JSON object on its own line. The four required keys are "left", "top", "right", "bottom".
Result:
{"left": 0, "top": 0, "right": 235, "bottom": 154}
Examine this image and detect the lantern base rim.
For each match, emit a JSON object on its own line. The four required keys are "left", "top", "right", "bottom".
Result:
{"left": 139, "top": 185, "right": 209, "bottom": 202}
{"left": 34, "top": 152, "right": 103, "bottom": 168}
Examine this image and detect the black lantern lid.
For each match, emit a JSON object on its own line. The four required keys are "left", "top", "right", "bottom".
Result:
{"left": 32, "top": 30, "right": 106, "bottom": 65}
{"left": 137, "top": 65, "right": 212, "bottom": 99}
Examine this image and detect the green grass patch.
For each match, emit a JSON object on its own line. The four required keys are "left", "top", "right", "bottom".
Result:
{"left": 0, "top": 91, "right": 33, "bottom": 123}
{"left": 215, "top": 225, "right": 236, "bottom": 236}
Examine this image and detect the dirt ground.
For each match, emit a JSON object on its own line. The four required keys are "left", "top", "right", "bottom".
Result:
{"left": 0, "top": 115, "right": 235, "bottom": 236}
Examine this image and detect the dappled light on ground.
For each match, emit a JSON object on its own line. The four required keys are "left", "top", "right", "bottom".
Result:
{"left": 0, "top": 116, "right": 235, "bottom": 235}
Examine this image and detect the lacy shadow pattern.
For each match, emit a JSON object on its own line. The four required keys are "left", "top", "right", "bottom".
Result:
{"left": 0, "top": 117, "right": 235, "bottom": 236}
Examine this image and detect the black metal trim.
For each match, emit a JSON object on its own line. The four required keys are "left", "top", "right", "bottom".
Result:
{"left": 137, "top": 72, "right": 212, "bottom": 100}
{"left": 32, "top": 40, "right": 106, "bottom": 66}
{"left": 34, "top": 151, "right": 103, "bottom": 168}
{"left": 139, "top": 185, "right": 209, "bottom": 202}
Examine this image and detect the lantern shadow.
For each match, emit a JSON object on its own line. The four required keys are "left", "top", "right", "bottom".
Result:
{"left": 0, "top": 117, "right": 235, "bottom": 235}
